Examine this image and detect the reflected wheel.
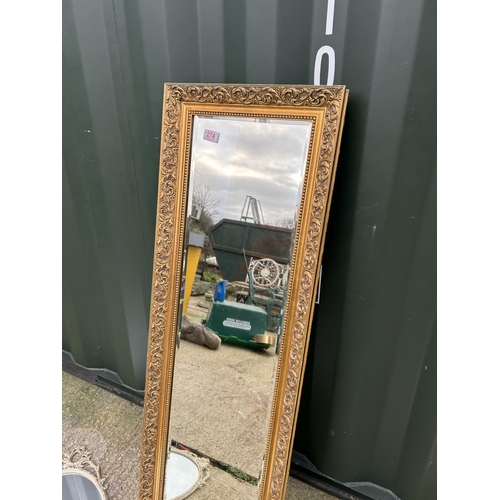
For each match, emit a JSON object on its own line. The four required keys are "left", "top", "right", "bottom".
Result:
{"left": 252, "top": 259, "right": 280, "bottom": 288}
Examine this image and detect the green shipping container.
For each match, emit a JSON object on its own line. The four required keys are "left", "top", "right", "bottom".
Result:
{"left": 62, "top": 0, "right": 436, "bottom": 498}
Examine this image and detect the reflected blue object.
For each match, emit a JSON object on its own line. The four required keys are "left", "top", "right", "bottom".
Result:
{"left": 214, "top": 280, "right": 226, "bottom": 302}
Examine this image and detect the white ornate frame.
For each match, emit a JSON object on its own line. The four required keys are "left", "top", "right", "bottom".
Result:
{"left": 62, "top": 447, "right": 108, "bottom": 500}
{"left": 165, "top": 448, "right": 210, "bottom": 500}
{"left": 138, "top": 84, "right": 348, "bottom": 500}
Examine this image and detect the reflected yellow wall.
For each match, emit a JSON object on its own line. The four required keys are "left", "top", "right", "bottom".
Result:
{"left": 182, "top": 246, "right": 202, "bottom": 315}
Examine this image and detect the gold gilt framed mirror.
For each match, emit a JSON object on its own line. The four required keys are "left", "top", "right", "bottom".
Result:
{"left": 138, "top": 84, "right": 348, "bottom": 500}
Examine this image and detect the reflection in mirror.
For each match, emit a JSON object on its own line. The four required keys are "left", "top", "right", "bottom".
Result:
{"left": 62, "top": 474, "right": 106, "bottom": 500}
{"left": 167, "top": 115, "right": 313, "bottom": 498}
{"left": 165, "top": 449, "right": 210, "bottom": 500}
{"left": 62, "top": 447, "right": 107, "bottom": 500}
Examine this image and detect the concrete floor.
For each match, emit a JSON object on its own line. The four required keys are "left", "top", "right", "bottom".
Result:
{"left": 62, "top": 276, "right": 336, "bottom": 500}
{"left": 62, "top": 370, "right": 338, "bottom": 500}
{"left": 170, "top": 292, "right": 279, "bottom": 480}
{"left": 170, "top": 338, "right": 277, "bottom": 479}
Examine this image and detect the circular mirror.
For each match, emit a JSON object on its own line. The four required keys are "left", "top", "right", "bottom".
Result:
{"left": 165, "top": 449, "right": 210, "bottom": 500}
{"left": 62, "top": 472, "right": 106, "bottom": 500}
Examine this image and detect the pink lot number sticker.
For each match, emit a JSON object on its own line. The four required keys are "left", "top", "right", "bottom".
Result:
{"left": 203, "top": 129, "right": 220, "bottom": 143}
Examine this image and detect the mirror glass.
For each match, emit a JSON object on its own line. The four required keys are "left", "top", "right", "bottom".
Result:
{"left": 167, "top": 114, "right": 313, "bottom": 498}
{"left": 62, "top": 474, "right": 105, "bottom": 500}
{"left": 165, "top": 449, "right": 209, "bottom": 500}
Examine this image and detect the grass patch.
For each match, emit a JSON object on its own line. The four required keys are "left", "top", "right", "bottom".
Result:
{"left": 202, "top": 270, "right": 221, "bottom": 283}
{"left": 220, "top": 463, "right": 259, "bottom": 485}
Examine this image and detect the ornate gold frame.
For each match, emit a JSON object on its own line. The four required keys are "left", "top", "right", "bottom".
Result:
{"left": 138, "top": 84, "right": 348, "bottom": 500}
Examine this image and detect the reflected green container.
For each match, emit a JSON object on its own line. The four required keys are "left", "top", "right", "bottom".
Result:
{"left": 205, "top": 300, "right": 269, "bottom": 349}
{"left": 209, "top": 219, "right": 293, "bottom": 282}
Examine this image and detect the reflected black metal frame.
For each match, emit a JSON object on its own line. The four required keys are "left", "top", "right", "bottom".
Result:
{"left": 62, "top": 351, "right": 144, "bottom": 407}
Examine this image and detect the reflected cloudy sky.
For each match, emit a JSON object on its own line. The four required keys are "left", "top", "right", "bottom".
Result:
{"left": 188, "top": 115, "right": 312, "bottom": 226}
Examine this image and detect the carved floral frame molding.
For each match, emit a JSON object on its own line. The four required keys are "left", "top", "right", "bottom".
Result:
{"left": 138, "top": 84, "right": 348, "bottom": 500}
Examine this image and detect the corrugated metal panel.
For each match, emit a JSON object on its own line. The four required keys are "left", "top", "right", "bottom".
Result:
{"left": 62, "top": 0, "right": 436, "bottom": 498}
{"left": 293, "top": 0, "right": 437, "bottom": 498}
